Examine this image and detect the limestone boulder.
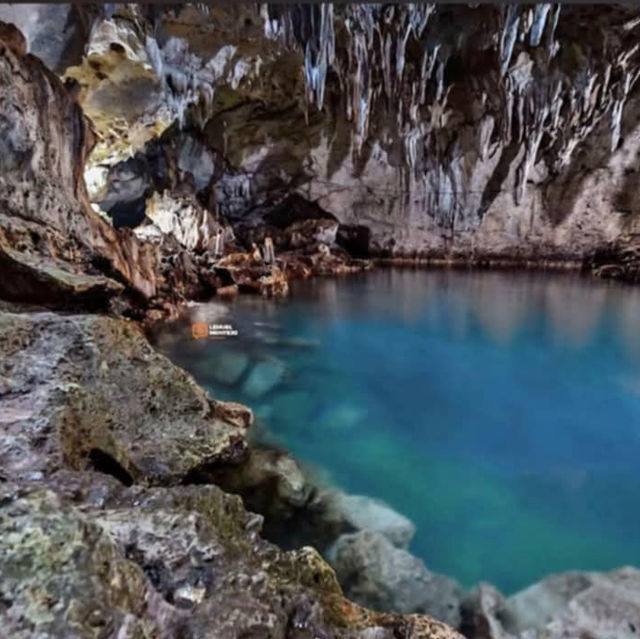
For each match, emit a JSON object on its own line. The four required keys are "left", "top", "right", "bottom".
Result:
{"left": 327, "top": 531, "right": 464, "bottom": 628}
{"left": 461, "top": 568, "right": 640, "bottom": 639}
{"left": 0, "top": 310, "right": 247, "bottom": 485}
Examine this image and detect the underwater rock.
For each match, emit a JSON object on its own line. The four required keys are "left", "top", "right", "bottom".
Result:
{"left": 0, "top": 310, "right": 246, "bottom": 485}
{"left": 500, "top": 571, "right": 600, "bottom": 634}
{"left": 327, "top": 531, "right": 464, "bottom": 628}
{"left": 460, "top": 583, "right": 510, "bottom": 639}
{"left": 210, "top": 350, "right": 251, "bottom": 386}
{"left": 205, "top": 447, "right": 313, "bottom": 519}
{"left": 315, "top": 402, "right": 369, "bottom": 432}
{"left": 243, "top": 357, "right": 287, "bottom": 397}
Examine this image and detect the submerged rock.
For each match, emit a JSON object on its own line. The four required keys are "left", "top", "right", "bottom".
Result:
{"left": 327, "top": 531, "right": 464, "bottom": 628}
{"left": 208, "top": 350, "right": 251, "bottom": 386}
{"left": 243, "top": 357, "right": 287, "bottom": 397}
{"left": 461, "top": 568, "right": 640, "bottom": 639}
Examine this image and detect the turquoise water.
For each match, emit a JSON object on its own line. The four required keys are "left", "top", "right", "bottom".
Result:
{"left": 158, "top": 270, "right": 640, "bottom": 593}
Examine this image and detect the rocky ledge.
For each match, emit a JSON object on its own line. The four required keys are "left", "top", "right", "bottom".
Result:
{"left": 0, "top": 305, "right": 461, "bottom": 639}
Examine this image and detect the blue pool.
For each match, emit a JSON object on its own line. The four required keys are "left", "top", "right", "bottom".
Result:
{"left": 158, "top": 269, "right": 640, "bottom": 593}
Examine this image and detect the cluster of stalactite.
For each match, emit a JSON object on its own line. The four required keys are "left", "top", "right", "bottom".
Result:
{"left": 262, "top": 3, "right": 640, "bottom": 204}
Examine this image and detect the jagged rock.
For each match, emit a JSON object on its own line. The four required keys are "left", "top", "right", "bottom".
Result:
{"left": 327, "top": 531, "right": 464, "bottom": 628}
{"left": 0, "top": 20, "right": 26, "bottom": 55}
{"left": 212, "top": 399, "right": 254, "bottom": 430}
{"left": 0, "top": 21, "right": 160, "bottom": 305}
{"left": 0, "top": 479, "right": 463, "bottom": 639}
{"left": 286, "top": 218, "right": 340, "bottom": 249}
{"left": 461, "top": 568, "right": 640, "bottom": 639}
{"left": 206, "top": 447, "right": 313, "bottom": 520}
{"left": 326, "top": 493, "right": 416, "bottom": 550}
{"left": 14, "top": 5, "right": 640, "bottom": 270}
{"left": 589, "top": 237, "right": 640, "bottom": 283}
{"left": 0, "top": 5, "right": 95, "bottom": 72}
{"left": 0, "top": 243, "right": 124, "bottom": 310}
{"left": 0, "top": 310, "right": 246, "bottom": 484}
{"left": 142, "top": 190, "right": 223, "bottom": 251}
{"left": 0, "top": 483, "right": 179, "bottom": 638}
{"left": 460, "top": 583, "right": 510, "bottom": 639}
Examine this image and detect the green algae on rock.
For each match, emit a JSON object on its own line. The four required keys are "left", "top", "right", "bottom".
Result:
{"left": 0, "top": 478, "right": 464, "bottom": 639}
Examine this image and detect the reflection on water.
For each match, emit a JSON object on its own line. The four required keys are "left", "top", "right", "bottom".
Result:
{"left": 157, "top": 270, "right": 640, "bottom": 592}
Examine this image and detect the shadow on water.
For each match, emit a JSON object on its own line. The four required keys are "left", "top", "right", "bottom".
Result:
{"left": 156, "top": 269, "right": 640, "bottom": 593}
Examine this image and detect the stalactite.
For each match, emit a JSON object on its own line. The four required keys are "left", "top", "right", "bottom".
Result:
{"left": 262, "top": 3, "right": 640, "bottom": 207}
{"left": 529, "top": 4, "right": 551, "bottom": 47}
{"left": 500, "top": 5, "right": 521, "bottom": 76}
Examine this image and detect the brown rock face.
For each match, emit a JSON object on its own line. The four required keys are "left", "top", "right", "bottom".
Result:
{"left": 0, "top": 22, "right": 159, "bottom": 307}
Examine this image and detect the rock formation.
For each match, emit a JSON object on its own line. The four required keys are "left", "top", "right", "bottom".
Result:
{"left": 460, "top": 568, "right": 640, "bottom": 639}
{"left": 3, "top": 3, "right": 636, "bottom": 268}
{"left": 2, "top": 4, "right": 640, "bottom": 639}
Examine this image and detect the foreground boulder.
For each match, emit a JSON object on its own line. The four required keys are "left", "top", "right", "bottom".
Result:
{"left": 0, "top": 309, "right": 248, "bottom": 484}
{"left": 0, "top": 483, "right": 178, "bottom": 638}
{"left": 0, "top": 478, "right": 464, "bottom": 639}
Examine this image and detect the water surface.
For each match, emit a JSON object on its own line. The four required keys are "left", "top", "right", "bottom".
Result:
{"left": 158, "top": 270, "right": 640, "bottom": 593}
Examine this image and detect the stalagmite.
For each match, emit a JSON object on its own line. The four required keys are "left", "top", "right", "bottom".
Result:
{"left": 263, "top": 236, "right": 275, "bottom": 264}
{"left": 214, "top": 229, "right": 224, "bottom": 258}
